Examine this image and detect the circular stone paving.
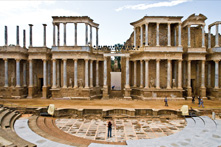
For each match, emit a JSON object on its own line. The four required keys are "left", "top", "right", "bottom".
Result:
{"left": 55, "top": 118, "right": 186, "bottom": 142}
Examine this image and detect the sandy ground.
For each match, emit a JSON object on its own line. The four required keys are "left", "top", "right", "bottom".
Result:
{"left": 1, "top": 98, "right": 221, "bottom": 109}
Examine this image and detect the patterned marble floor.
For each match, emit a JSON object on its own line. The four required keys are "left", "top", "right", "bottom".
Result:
{"left": 55, "top": 118, "right": 186, "bottom": 142}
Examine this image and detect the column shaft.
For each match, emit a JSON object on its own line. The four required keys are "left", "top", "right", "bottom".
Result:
{"left": 85, "top": 60, "right": 89, "bottom": 88}
{"left": 74, "top": 59, "right": 78, "bottom": 88}
{"left": 90, "top": 25, "right": 92, "bottom": 46}
{"left": 188, "top": 25, "right": 191, "bottom": 47}
{"left": 134, "top": 27, "right": 136, "bottom": 48}
{"left": 208, "top": 27, "right": 211, "bottom": 48}
{"left": 145, "top": 60, "right": 149, "bottom": 88}
{"left": 104, "top": 58, "right": 107, "bottom": 86}
{"left": 53, "top": 23, "right": 56, "bottom": 46}
{"left": 126, "top": 57, "right": 130, "bottom": 88}
{"left": 90, "top": 60, "right": 93, "bottom": 87}
{"left": 215, "top": 24, "right": 219, "bottom": 47}
{"left": 16, "top": 59, "right": 20, "bottom": 87}
{"left": 178, "top": 23, "right": 182, "bottom": 46}
{"left": 156, "top": 59, "right": 160, "bottom": 89}
{"left": 140, "top": 60, "right": 143, "bottom": 88}
{"left": 56, "top": 60, "right": 60, "bottom": 87}
{"left": 52, "top": 59, "right": 56, "bottom": 88}
{"left": 48, "top": 62, "right": 51, "bottom": 86}
{"left": 85, "top": 24, "right": 88, "bottom": 45}
{"left": 202, "top": 25, "right": 205, "bottom": 47}
{"left": 16, "top": 26, "right": 19, "bottom": 46}
{"left": 75, "top": 23, "right": 77, "bottom": 46}
{"left": 178, "top": 60, "right": 182, "bottom": 89}
{"left": 57, "top": 24, "right": 60, "bottom": 46}
{"left": 145, "top": 24, "right": 148, "bottom": 46}
{"left": 187, "top": 60, "right": 191, "bottom": 88}
{"left": 201, "top": 60, "right": 205, "bottom": 88}
{"left": 174, "top": 28, "right": 177, "bottom": 46}
{"left": 156, "top": 23, "right": 160, "bottom": 46}
{"left": 183, "top": 61, "right": 186, "bottom": 87}
{"left": 4, "top": 59, "right": 8, "bottom": 87}
{"left": 167, "top": 60, "right": 171, "bottom": 89}
{"left": 43, "top": 60, "right": 47, "bottom": 87}
{"left": 140, "top": 26, "right": 143, "bottom": 47}
{"left": 23, "top": 62, "right": 26, "bottom": 87}
{"left": 23, "top": 30, "right": 26, "bottom": 48}
{"left": 96, "top": 61, "right": 99, "bottom": 87}
{"left": 167, "top": 23, "right": 171, "bottom": 46}
{"left": 208, "top": 62, "right": 211, "bottom": 87}
{"left": 5, "top": 26, "right": 8, "bottom": 46}
{"left": 215, "top": 60, "right": 219, "bottom": 88}
{"left": 133, "top": 61, "right": 137, "bottom": 87}
{"left": 43, "top": 24, "right": 47, "bottom": 47}
{"left": 29, "top": 60, "right": 33, "bottom": 87}
{"left": 63, "top": 23, "right": 66, "bottom": 46}
{"left": 96, "top": 28, "right": 98, "bottom": 48}
{"left": 63, "top": 59, "right": 67, "bottom": 88}
{"left": 29, "top": 24, "right": 33, "bottom": 47}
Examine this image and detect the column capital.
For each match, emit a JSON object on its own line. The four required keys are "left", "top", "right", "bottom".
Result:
{"left": 146, "top": 23, "right": 149, "bottom": 25}
{"left": 42, "top": 59, "right": 47, "bottom": 62}
{"left": 3, "top": 58, "right": 8, "bottom": 61}
{"left": 52, "top": 59, "right": 56, "bottom": 62}
{"left": 43, "top": 24, "right": 47, "bottom": 26}
{"left": 214, "top": 60, "right": 220, "bottom": 63}
{"left": 73, "top": 58, "right": 78, "bottom": 61}
{"left": 16, "top": 59, "right": 21, "bottom": 62}
{"left": 156, "top": 22, "right": 160, "bottom": 25}
{"left": 156, "top": 59, "right": 161, "bottom": 62}
{"left": 145, "top": 59, "right": 150, "bottom": 62}
{"left": 168, "top": 22, "right": 171, "bottom": 25}
{"left": 96, "top": 60, "right": 99, "bottom": 63}
{"left": 201, "top": 60, "right": 205, "bottom": 63}
{"left": 63, "top": 22, "right": 67, "bottom": 25}
{"left": 62, "top": 59, "right": 67, "bottom": 61}
{"left": 90, "top": 59, "right": 93, "bottom": 63}
{"left": 85, "top": 59, "right": 89, "bottom": 61}
{"left": 29, "top": 24, "right": 33, "bottom": 27}
{"left": 140, "top": 60, "right": 143, "bottom": 62}
{"left": 178, "top": 59, "right": 183, "bottom": 62}
{"left": 188, "top": 60, "right": 191, "bottom": 63}
{"left": 187, "top": 24, "right": 191, "bottom": 27}
{"left": 168, "top": 59, "right": 172, "bottom": 62}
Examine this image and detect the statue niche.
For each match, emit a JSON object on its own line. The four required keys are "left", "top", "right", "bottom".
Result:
{"left": 113, "top": 59, "right": 121, "bottom": 72}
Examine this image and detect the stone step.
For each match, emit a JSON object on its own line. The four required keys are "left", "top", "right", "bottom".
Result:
{"left": 0, "top": 109, "right": 10, "bottom": 125}
{"left": 1, "top": 111, "right": 17, "bottom": 129}
{"left": 10, "top": 113, "right": 21, "bottom": 131}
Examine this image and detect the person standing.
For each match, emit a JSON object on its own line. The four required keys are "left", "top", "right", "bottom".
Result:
{"left": 198, "top": 96, "right": 201, "bottom": 105}
{"left": 164, "top": 97, "right": 168, "bottom": 106}
{"left": 192, "top": 95, "right": 195, "bottom": 104}
{"left": 107, "top": 121, "right": 112, "bottom": 138}
{"left": 199, "top": 98, "right": 204, "bottom": 108}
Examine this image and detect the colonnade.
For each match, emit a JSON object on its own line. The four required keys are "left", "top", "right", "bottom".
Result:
{"left": 187, "top": 24, "right": 205, "bottom": 48}
{"left": 208, "top": 23, "right": 220, "bottom": 48}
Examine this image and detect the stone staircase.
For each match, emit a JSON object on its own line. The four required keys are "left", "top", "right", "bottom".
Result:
{"left": 0, "top": 105, "right": 36, "bottom": 147}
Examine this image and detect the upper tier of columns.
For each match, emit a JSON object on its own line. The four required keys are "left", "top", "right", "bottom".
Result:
{"left": 208, "top": 23, "right": 220, "bottom": 48}
{"left": 187, "top": 24, "right": 205, "bottom": 48}
{"left": 134, "top": 22, "right": 182, "bottom": 48}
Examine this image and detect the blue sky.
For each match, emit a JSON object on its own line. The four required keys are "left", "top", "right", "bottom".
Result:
{"left": 0, "top": 0, "right": 220, "bottom": 47}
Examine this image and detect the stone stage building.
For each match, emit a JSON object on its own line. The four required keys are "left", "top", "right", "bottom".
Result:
{"left": 0, "top": 14, "right": 221, "bottom": 100}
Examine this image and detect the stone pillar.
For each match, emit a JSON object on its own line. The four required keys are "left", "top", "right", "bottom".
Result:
{"left": 145, "top": 23, "right": 149, "bottom": 46}
{"left": 28, "top": 59, "right": 33, "bottom": 98}
{"left": 133, "top": 61, "right": 137, "bottom": 87}
{"left": 48, "top": 62, "right": 51, "bottom": 86}
{"left": 23, "top": 30, "right": 26, "bottom": 48}
{"left": 145, "top": 60, "right": 149, "bottom": 88}
{"left": 23, "top": 62, "right": 26, "bottom": 87}
{"left": 178, "top": 60, "right": 182, "bottom": 89}
{"left": 167, "top": 59, "right": 171, "bottom": 89}
{"left": 174, "top": 28, "right": 177, "bottom": 46}
{"left": 156, "top": 59, "right": 160, "bottom": 89}
{"left": 183, "top": 61, "right": 186, "bottom": 87}
{"left": 208, "top": 62, "right": 211, "bottom": 87}
{"left": 85, "top": 23, "right": 88, "bottom": 45}
{"left": 42, "top": 59, "right": 47, "bottom": 98}
{"left": 53, "top": 23, "right": 56, "bottom": 46}
{"left": 63, "top": 59, "right": 67, "bottom": 88}
{"left": 134, "top": 27, "right": 136, "bottom": 48}
{"left": 16, "top": 59, "right": 21, "bottom": 87}
{"left": 56, "top": 60, "right": 60, "bottom": 87}
{"left": 75, "top": 23, "right": 77, "bottom": 46}
{"left": 43, "top": 24, "right": 47, "bottom": 47}
{"left": 90, "top": 60, "right": 93, "bottom": 87}
{"left": 5, "top": 26, "right": 8, "bottom": 46}
{"left": 16, "top": 26, "right": 19, "bottom": 46}
{"left": 125, "top": 57, "right": 130, "bottom": 88}
{"left": 85, "top": 59, "right": 89, "bottom": 88}
{"left": 200, "top": 60, "right": 206, "bottom": 97}
{"left": 90, "top": 25, "right": 92, "bottom": 46}
{"left": 103, "top": 58, "right": 107, "bottom": 86}
{"left": 29, "top": 24, "right": 33, "bottom": 47}
{"left": 96, "top": 60, "right": 99, "bottom": 87}
{"left": 215, "top": 60, "right": 219, "bottom": 89}
{"left": 167, "top": 23, "right": 171, "bottom": 46}
{"left": 188, "top": 25, "right": 191, "bottom": 47}
{"left": 57, "top": 24, "right": 60, "bottom": 46}
{"left": 52, "top": 59, "right": 56, "bottom": 88}
{"left": 178, "top": 23, "right": 182, "bottom": 46}
{"left": 63, "top": 23, "right": 66, "bottom": 46}
{"left": 187, "top": 60, "right": 192, "bottom": 98}
{"left": 156, "top": 23, "right": 160, "bottom": 46}
{"left": 208, "top": 27, "right": 211, "bottom": 49}
{"left": 74, "top": 59, "right": 78, "bottom": 88}
{"left": 202, "top": 25, "right": 205, "bottom": 47}
{"left": 140, "top": 60, "right": 143, "bottom": 88}
{"left": 4, "top": 59, "right": 8, "bottom": 87}
{"left": 96, "top": 28, "right": 98, "bottom": 48}
{"left": 215, "top": 24, "right": 219, "bottom": 47}
{"left": 140, "top": 25, "right": 143, "bottom": 47}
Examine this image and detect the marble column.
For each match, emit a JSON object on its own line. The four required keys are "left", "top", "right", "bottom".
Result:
{"left": 74, "top": 59, "right": 78, "bottom": 88}
{"left": 63, "top": 59, "right": 67, "bottom": 88}
{"left": 16, "top": 59, "right": 21, "bottom": 87}
{"left": 174, "top": 28, "right": 177, "bottom": 46}
{"left": 90, "top": 25, "right": 92, "bottom": 46}
{"left": 43, "top": 24, "right": 47, "bottom": 47}
{"left": 183, "top": 61, "right": 186, "bottom": 87}
{"left": 156, "top": 59, "right": 160, "bottom": 89}
{"left": 63, "top": 23, "right": 66, "bottom": 46}
{"left": 29, "top": 24, "right": 33, "bottom": 47}
{"left": 85, "top": 24, "right": 88, "bottom": 45}
{"left": 145, "top": 23, "right": 149, "bottom": 46}
{"left": 196, "top": 62, "right": 200, "bottom": 87}
{"left": 104, "top": 57, "right": 107, "bottom": 86}
{"left": 201, "top": 60, "right": 205, "bottom": 88}
{"left": 178, "top": 60, "right": 182, "bottom": 89}
{"left": 167, "top": 59, "right": 171, "bottom": 89}
{"left": 48, "top": 62, "right": 51, "bottom": 86}
{"left": 85, "top": 59, "right": 89, "bottom": 88}
{"left": 208, "top": 62, "right": 211, "bottom": 87}
{"left": 43, "top": 59, "right": 47, "bottom": 87}
{"left": 133, "top": 61, "right": 137, "bottom": 87}
{"left": 188, "top": 25, "right": 191, "bottom": 47}
{"left": 23, "top": 30, "right": 26, "bottom": 48}
{"left": 29, "top": 60, "right": 33, "bottom": 87}
{"left": 56, "top": 60, "right": 60, "bottom": 87}
{"left": 23, "top": 62, "right": 26, "bottom": 87}
{"left": 202, "top": 25, "right": 205, "bottom": 47}
{"left": 52, "top": 59, "right": 56, "bottom": 88}
{"left": 140, "top": 26, "right": 143, "bottom": 47}
{"left": 96, "top": 28, "right": 98, "bottom": 48}
{"left": 187, "top": 60, "right": 191, "bottom": 88}
{"left": 208, "top": 27, "right": 211, "bottom": 49}
{"left": 156, "top": 23, "right": 160, "bottom": 46}
{"left": 4, "top": 59, "right": 8, "bottom": 87}
{"left": 215, "top": 24, "right": 219, "bottom": 47}
{"left": 174, "top": 61, "right": 177, "bottom": 87}
{"left": 134, "top": 27, "right": 136, "bottom": 48}
{"left": 96, "top": 60, "right": 99, "bottom": 87}
{"left": 215, "top": 60, "right": 219, "bottom": 89}
{"left": 5, "top": 26, "right": 8, "bottom": 46}
{"left": 53, "top": 23, "right": 56, "bottom": 46}
{"left": 145, "top": 60, "right": 149, "bottom": 88}
{"left": 16, "top": 26, "right": 19, "bottom": 46}
{"left": 57, "top": 24, "right": 60, "bottom": 46}
{"left": 75, "top": 23, "right": 77, "bottom": 46}
{"left": 140, "top": 60, "right": 143, "bottom": 88}
{"left": 90, "top": 60, "right": 93, "bottom": 87}
{"left": 167, "top": 23, "right": 171, "bottom": 46}
{"left": 125, "top": 57, "right": 130, "bottom": 88}
{"left": 178, "top": 23, "right": 182, "bottom": 46}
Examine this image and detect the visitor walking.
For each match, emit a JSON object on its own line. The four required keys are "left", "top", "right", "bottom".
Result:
{"left": 164, "top": 97, "right": 168, "bottom": 106}
{"left": 199, "top": 98, "right": 204, "bottom": 108}
{"left": 107, "top": 121, "right": 112, "bottom": 138}
{"left": 198, "top": 96, "right": 201, "bottom": 105}
{"left": 192, "top": 96, "right": 195, "bottom": 104}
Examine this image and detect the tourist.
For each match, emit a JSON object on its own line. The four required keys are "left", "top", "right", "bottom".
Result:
{"left": 192, "top": 96, "right": 195, "bottom": 104}
{"left": 164, "top": 97, "right": 168, "bottom": 106}
{"left": 199, "top": 98, "right": 204, "bottom": 108}
{"left": 107, "top": 121, "right": 112, "bottom": 138}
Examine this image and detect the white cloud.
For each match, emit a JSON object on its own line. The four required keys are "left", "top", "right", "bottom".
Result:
{"left": 115, "top": 0, "right": 191, "bottom": 12}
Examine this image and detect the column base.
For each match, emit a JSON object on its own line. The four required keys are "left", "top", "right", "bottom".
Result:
{"left": 42, "top": 86, "right": 48, "bottom": 99}
{"left": 27, "top": 86, "right": 34, "bottom": 99}
{"left": 102, "top": 85, "right": 109, "bottom": 99}
{"left": 187, "top": 87, "right": 192, "bottom": 98}
{"left": 200, "top": 87, "right": 206, "bottom": 98}
{"left": 124, "top": 87, "right": 132, "bottom": 100}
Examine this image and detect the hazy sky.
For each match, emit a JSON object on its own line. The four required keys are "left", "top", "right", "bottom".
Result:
{"left": 0, "top": 0, "right": 220, "bottom": 47}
